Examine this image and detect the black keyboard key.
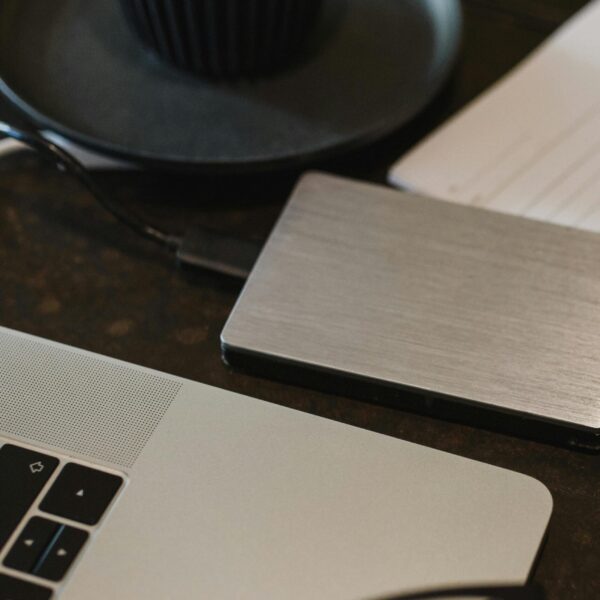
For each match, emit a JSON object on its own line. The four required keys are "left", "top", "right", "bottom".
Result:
{"left": 3, "top": 517, "right": 60, "bottom": 573}
{"left": 0, "top": 445, "right": 58, "bottom": 550}
{"left": 0, "top": 573, "right": 52, "bottom": 600}
{"left": 40, "top": 463, "right": 122, "bottom": 525}
{"left": 34, "top": 524, "right": 88, "bottom": 582}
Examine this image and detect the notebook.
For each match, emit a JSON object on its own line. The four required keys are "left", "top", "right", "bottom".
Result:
{"left": 389, "top": 0, "right": 600, "bottom": 233}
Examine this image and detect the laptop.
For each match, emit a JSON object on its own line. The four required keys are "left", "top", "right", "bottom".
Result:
{"left": 0, "top": 326, "right": 551, "bottom": 599}
{"left": 221, "top": 172, "right": 600, "bottom": 449}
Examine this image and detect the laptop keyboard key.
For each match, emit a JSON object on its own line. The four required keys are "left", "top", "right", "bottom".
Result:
{"left": 3, "top": 517, "right": 60, "bottom": 573}
{"left": 0, "top": 573, "right": 52, "bottom": 600}
{"left": 40, "top": 463, "right": 122, "bottom": 525}
{"left": 0, "top": 445, "right": 58, "bottom": 550}
{"left": 33, "top": 524, "right": 88, "bottom": 582}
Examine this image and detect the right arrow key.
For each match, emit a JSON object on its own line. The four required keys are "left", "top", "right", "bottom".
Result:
{"left": 34, "top": 524, "right": 88, "bottom": 582}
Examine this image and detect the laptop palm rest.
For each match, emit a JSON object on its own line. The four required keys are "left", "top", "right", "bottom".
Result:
{"left": 221, "top": 172, "right": 600, "bottom": 449}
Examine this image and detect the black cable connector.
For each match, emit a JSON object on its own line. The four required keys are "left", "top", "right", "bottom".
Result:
{"left": 0, "top": 121, "right": 260, "bottom": 279}
{"left": 177, "top": 226, "right": 262, "bottom": 279}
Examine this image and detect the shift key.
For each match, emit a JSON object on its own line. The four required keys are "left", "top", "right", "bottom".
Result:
{"left": 0, "top": 445, "right": 58, "bottom": 550}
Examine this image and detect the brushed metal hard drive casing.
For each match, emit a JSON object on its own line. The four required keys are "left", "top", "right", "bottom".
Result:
{"left": 222, "top": 173, "right": 600, "bottom": 445}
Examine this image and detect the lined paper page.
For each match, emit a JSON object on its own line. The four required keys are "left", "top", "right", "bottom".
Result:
{"left": 389, "top": 0, "right": 600, "bottom": 233}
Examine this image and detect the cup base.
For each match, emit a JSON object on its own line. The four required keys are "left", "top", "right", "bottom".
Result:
{"left": 120, "top": 0, "right": 324, "bottom": 79}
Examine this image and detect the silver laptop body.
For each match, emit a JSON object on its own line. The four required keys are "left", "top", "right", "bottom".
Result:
{"left": 0, "top": 326, "right": 551, "bottom": 599}
{"left": 222, "top": 172, "right": 600, "bottom": 448}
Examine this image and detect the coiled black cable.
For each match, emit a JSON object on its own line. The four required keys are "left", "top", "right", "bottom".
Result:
{"left": 0, "top": 121, "right": 261, "bottom": 278}
{"left": 0, "top": 121, "right": 182, "bottom": 250}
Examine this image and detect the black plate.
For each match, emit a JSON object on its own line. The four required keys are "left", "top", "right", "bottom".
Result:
{"left": 0, "top": 0, "right": 461, "bottom": 172}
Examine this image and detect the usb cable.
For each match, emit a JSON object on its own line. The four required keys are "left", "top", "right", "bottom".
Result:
{"left": 0, "top": 121, "right": 260, "bottom": 279}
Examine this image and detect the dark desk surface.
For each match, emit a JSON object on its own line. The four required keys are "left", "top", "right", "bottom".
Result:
{"left": 1, "top": 1, "right": 598, "bottom": 598}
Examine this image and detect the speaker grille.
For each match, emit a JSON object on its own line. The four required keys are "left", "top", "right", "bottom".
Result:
{"left": 0, "top": 329, "right": 182, "bottom": 468}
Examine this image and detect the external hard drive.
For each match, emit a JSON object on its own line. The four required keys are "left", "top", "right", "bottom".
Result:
{"left": 221, "top": 173, "right": 600, "bottom": 448}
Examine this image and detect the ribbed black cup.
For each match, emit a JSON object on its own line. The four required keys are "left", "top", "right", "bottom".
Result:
{"left": 120, "top": 0, "right": 324, "bottom": 79}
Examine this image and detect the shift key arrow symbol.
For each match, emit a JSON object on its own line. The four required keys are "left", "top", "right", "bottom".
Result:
{"left": 76, "top": 489, "right": 84, "bottom": 497}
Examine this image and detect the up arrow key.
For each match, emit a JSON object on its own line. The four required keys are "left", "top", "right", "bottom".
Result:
{"left": 40, "top": 463, "right": 123, "bottom": 526}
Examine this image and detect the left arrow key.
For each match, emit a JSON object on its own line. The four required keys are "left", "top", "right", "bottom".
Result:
{"left": 3, "top": 517, "right": 60, "bottom": 573}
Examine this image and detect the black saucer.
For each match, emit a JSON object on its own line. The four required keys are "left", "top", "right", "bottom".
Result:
{"left": 0, "top": 0, "right": 461, "bottom": 172}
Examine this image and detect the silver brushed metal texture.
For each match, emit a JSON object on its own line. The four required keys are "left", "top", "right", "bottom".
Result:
{"left": 0, "top": 327, "right": 553, "bottom": 599}
{"left": 222, "top": 172, "right": 600, "bottom": 433}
